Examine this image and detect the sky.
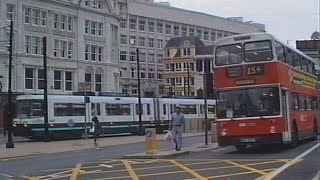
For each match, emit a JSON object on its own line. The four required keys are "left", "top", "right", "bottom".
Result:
{"left": 155, "top": 0, "right": 320, "bottom": 46}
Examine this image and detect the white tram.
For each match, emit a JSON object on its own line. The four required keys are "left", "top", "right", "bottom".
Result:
{"left": 13, "top": 95, "right": 216, "bottom": 138}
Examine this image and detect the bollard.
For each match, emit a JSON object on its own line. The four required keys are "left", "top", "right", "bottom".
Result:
{"left": 211, "top": 122, "right": 218, "bottom": 143}
{"left": 145, "top": 128, "right": 159, "bottom": 154}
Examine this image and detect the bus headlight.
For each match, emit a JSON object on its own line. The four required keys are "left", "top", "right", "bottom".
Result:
{"left": 270, "top": 126, "right": 276, "bottom": 133}
{"left": 23, "top": 121, "right": 28, "bottom": 127}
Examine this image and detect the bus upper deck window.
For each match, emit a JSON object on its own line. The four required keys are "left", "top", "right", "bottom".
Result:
{"left": 275, "top": 41, "right": 285, "bottom": 62}
{"left": 292, "top": 52, "right": 301, "bottom": 69}
{"left": 244, "top": 40, "right": 273, "bottom": 62}
{"left": 215, "top": 43, "right": 242, "bottom": 66}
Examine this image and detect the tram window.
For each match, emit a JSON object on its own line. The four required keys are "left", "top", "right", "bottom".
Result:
{"left": 54, "top": 103, "right": 85, "bottom": 116}
{"left": 106, "top": 103, "right": 131, "bottom": 116}
{"left": 291, "top": 93, "right": 299, "bottom": 110}
{"left": 275, "top": 41, "right": 285, "bottom": 62}
{"left": 163, "top": 104, "right": 167, "bottom": 115}
{"left": 305, "top": 97, "right": 312, "bottom": 111}
{"left": 285, "top": 48, "right": 293, "bottom": 66}
{"left": 208, "top": 105, "right": 215, "bottom": 114}
{"left": 146, "top": 104, "right": 151, "bottom": 115}
{"left": 298, "top": 95, "right": 306, "bottom": 110}
{"left": 91, "top": 103, "right": 95, "bottom": 116}
{"left": 180, "top": 104, "right": 197, "bottom": 114}
{"left": 301, "top": 58, "right": 308, "bottom": 72}
{"left": 292, "top": 52, "right": 301, "bottom": 70}
{"left": 96, "top": 103, "right": 101, "bottom": 116}
{"left": 135, "top": 104, "right": 144, "bottom": 115}
{"left": 244, "top": 40, "right": 273, "bottom": 62}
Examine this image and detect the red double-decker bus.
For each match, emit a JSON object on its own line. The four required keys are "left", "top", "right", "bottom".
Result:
{"left": 213, "top": 33, "right": 318, "bottom": 151}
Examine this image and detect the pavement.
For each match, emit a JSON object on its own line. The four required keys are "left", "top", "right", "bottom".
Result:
{"left": 0, "top": 132, "right": 211, "bottom": 159}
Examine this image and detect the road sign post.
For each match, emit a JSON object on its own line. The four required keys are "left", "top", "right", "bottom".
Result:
{"left": 79, "top": 82, "right": 91, "bottom": 139}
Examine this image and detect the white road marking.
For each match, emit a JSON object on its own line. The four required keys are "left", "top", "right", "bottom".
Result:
{"left": 211, "top": 147, "right": 232, "bottom": 152}
{"left": 1, "top": 173, "right": 13, "bottom": 178}
{"left": 261, "top": 142, "right": 320, "bottom": 180}
{"left": 311, "top": 170, "right": 320, "bottom": 180}
{"left": 99, "top": 164, "right": 113, "bottom": 168}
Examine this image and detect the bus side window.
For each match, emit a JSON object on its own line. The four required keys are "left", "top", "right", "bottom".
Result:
{"left": 292, "top": 52, "right": 301, "bottom": 70}
{"left": 291, "top": 93, "right": 299, "bottom": 110}
{"left": 285, "top": 48, "right": 293, "bottom": 66}
{"left": 312, "top": 98, "right": 317, "bottom": 110}
{"left": 275, "top": 41, "right": 285, "bottom": 62}
{"left": 305, "top": 97, "right": 312, "bottom": 111}
{"left": 298, "top": 95, "right": 306, "bottom": 110}
{"left": 307, "top": 61, "right": 313, "bottom": 75}
{"left": 301, "top": 58, "right": 308, "bottom": 72}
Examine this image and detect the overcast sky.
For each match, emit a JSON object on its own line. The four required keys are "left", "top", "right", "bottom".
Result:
{"left": 155, "top": 0, "right": 319, "bottom": 45}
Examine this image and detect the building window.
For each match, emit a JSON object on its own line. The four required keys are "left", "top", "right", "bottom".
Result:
{"left": 84, "top": 20, "right": 103, "bottom": 36}
{"left": 183, "top": 48, "right": 191, "bottom": 56}
{"left": 196, "top": 29, "right": 202, "bottom": 39}
{"left": 139, "top": 37, "right": 145, "bottom": 46}
{"left": 130, "top": 68, "right": 136, "bottom": 78}
{"left": 130, "top": 36, "right": 136, "bottom": 45}
{"left": 32, "top": 9, "right": 40, "bottom": 25}
{"left": 120, "top": 68, "right": 127, "bottom": 77}
{"left": 60, "top": 41, "right": 67, "bottom": 58}
{"left": 140, "top": 53, "right": 146, "bottom": 62}
{"left": 148, "top": 38, "right": 154, "bottom": 47}
{"left": 148, "top": 21, "right": 154, "bottom": 32}
{"left": 85, "top": 0, "right": 103, "bottom": 9}
{"left": 174, "top": 25, "right": 180, "bottom": 36}
{"left": 157, "top": 39, "right": 163, "bottom": 49}
{"left": 189, "top": 28, "right": 194, "bottom": 36}
{"left": 24, "top": 7, "right": 31, "bottom": 24}
{"left": 122, "top": 85, "right": 128, "bottom": 93}
{"left": 130, "top": 51, "right": 136, "bottom": 61}
{"left": 176, "top": 77, "right": 182, "bottom": 85}
{"left": 6, "top": 4, "right": 14, "bottom": 21}
{"left": 120, "top": 34, "right": 127, "bottom": 45}
{"left": 129, "top": 18, "right": 136, "bottom": 30}
{"left": 139, "top": 20, "right": 145, "bottom": 31}
{"left": 158, "top": 73, "right": 163, "bottom": 79}
{"left": 65, "top": 71, "right": 73, "bottom": 91}
{"left": 157, "top": 22, "right": 163, "bottom": 33}
{"left": 204, "top": 31, "right": 209, "bottom": 40}
{"left": 25, "top": 68, "right": 34, "bottom": 89}
{"left": 140, "top": 71, "right": 146, "bottom": 79}
{"left": 120, "top": 19, "right": 126, "bottom": 28}
{"left": 182, "top": 26, "right": 187, "bottom": 36}
{"left": 68, "top": 42, "right": 73, "bottom": 59}
{"left": 132, "top": 86, "right": 138, "bottom": 94}
{"left": 54, "top": 71, "right": 62, "bottom": 90}
{"left": 158, "top": 54, "right": 163, "bottom": 63}
{"left": 85, "top": 73, "right": 92, "bottom": 84}
{"left": 95, "top": 74, "right": 102, "bottom": 92}
{"left": 85, "top": 44, "right": 103, "bottom": 61}
{"left": 38, "top": 69, "right": 44, "bottom": 90}
{"left": 148, "top": 53, "right": 155, "bottom": 63}
{"left": 120, "top": 51, "right": 127, "bottom": 61}
{"left": 54, "top": 13, "right": 73, "bottom": 31}
{"left": 165, "top": 24, "right": 171, "bottom": 34}
{"left": 148, "top": 72, "right": 155, "bottom": 79}
{"left": 25, "top": 35, "right": 42, "bottom": 55}
{"left": 175, "top": 63, "right": 182, "bottom": 71}
{"left": 210, "top": 31, "right": 215, "bottom": 41}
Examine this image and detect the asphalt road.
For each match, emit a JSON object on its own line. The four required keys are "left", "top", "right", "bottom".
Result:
{"left": 0, "top": 136, "right": 319, "bottom": 180}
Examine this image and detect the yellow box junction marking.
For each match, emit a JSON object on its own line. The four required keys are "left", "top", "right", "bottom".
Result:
{"left": 169, "top": 160, "right": 208, "bottom": 180}
{"left": 69, "top": 163, "right": 82, "bottom": 180}
{"left": 224, "top": 160, "right": 267, "bottom": 175}
{"left": 122, "top": 160, "right": 139, "bottom": 180}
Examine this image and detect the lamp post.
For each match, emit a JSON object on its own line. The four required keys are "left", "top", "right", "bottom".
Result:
{"left": 6, "top": 20, "right": 14, "bottom": 148}
{"left": 42, "top": 36, "right": 49, "bottom": 142}
{"left": 130, "top": 39, "right": 143, "bottom": 135}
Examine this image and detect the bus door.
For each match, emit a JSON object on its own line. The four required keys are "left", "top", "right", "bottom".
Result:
{"left": 282, "top": 90, "right": 291, "bottom": 142}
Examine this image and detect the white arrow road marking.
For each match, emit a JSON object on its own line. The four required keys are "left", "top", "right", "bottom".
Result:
{"left": 99, "top": 164, "right": 113, "bottom": 168}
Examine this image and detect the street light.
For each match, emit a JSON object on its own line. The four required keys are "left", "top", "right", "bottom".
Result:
{"left": 6, "top": 20, "right": 14, "bottom": 148}
{"left": 130, "top": 39, "right": 143, "bottom": 135}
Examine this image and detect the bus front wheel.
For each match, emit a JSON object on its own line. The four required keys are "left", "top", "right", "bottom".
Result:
{"left": 235, "top": 145, "right": 247, "bottom": 152}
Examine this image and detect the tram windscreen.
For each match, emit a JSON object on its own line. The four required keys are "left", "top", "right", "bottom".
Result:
{"left": 15, "top": 100, "right": 44, "bottom": 119}
{"left": 217, "top": 87, "right": 280, "bottom": 119}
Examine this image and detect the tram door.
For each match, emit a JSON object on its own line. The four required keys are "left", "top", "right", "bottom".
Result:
{"left": 90, "top": 103, "right": 102, "bottom": 122}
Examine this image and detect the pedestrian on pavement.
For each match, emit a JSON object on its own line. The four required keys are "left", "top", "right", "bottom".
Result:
{"left": 169, "top": 105, "right": 185, "bottom": 151}
{"left": 92, "top": 116, "right": 102, "bottom": 149}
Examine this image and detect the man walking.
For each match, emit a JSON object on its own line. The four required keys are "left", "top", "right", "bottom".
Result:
{"left": 169, "top": 105, "right": 185, "bottom": 151}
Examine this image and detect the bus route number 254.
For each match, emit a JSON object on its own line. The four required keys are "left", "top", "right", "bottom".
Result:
{"left": 246, "top": 64, "right": 264, "bottom": 76}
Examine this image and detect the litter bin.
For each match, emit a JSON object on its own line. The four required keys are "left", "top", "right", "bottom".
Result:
{"left": 211, "top": 122, "right": 218, "bottom": 143}
{"left": 145, "top": 128, "right": 159, "bottom": 154}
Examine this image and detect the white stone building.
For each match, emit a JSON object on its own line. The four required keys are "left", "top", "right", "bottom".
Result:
{"left": 0, "top": 0, "right": 120, "bottom": 95}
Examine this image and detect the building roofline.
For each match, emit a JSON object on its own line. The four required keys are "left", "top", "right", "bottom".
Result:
{"left": 128, "top": 0, "right": 264, "bottom": 31}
